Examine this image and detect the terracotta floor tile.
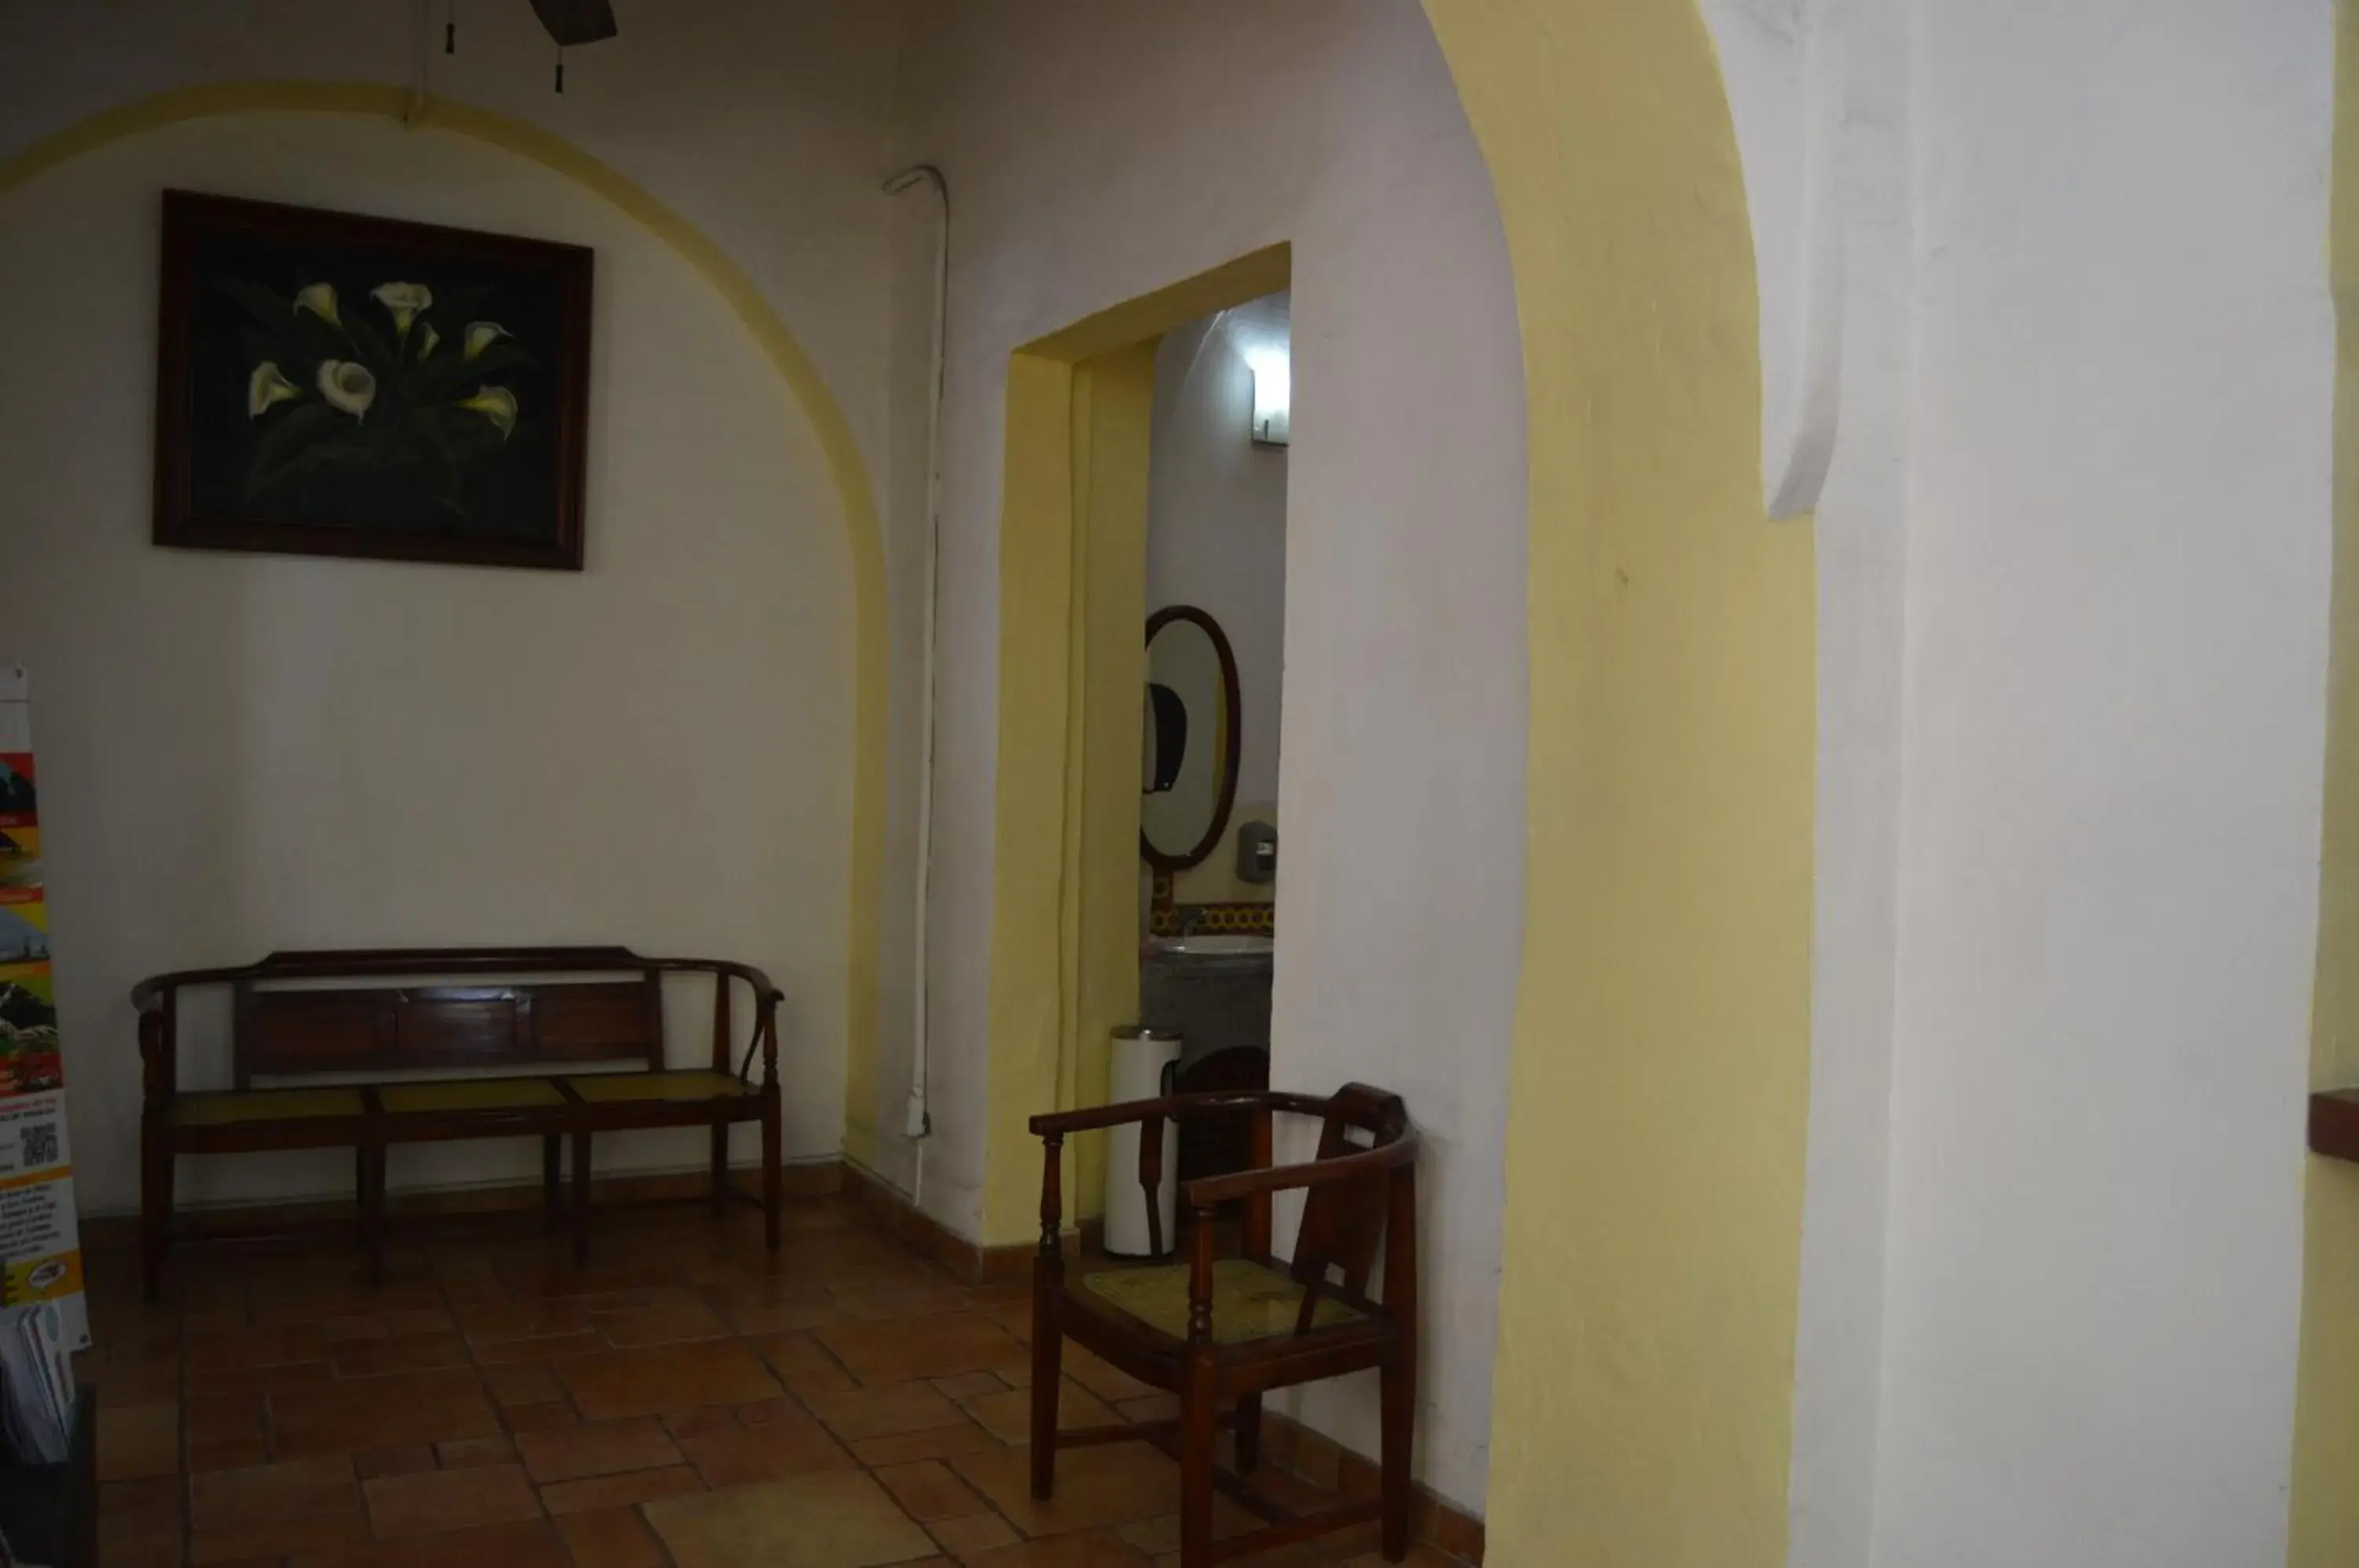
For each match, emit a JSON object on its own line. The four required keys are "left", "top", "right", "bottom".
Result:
{"left": 186, "top": 1324, "right": 328, "bottom": 1373}
{"left": 290, "top": 1518, "right": 573, "bottom": 1568}
{"left": 99, "top": 1505, "right": 184, "bottom": 1568}
{"left": 101, "top": 1474, "right": 183, "bottom": 1517}
{"left": 188, "top": 1391, "right": 265, "bottom": 1445}
{"left": 874, "top": 1459, "right": 990, "bottom": 1522}
{"left": 558, "top": 1338, "right": 782, "bottom": 1419}
{"left": 930, "top": 1511, "right": 1023, "bottom": 1560}
{"left": 817, "top": 1312, "right": 1028, "bottom": 1385}
{"left": 354, "top": 1445, "right": 437, "bottom": 1478}
{"left": 829, "top": 1282, "right": 968, "bottom": 1321}
{"left": 962, "top": 1380, "right": 1121, "bottom": 1445}
{"left": 965, "top": 1533, "right": 1154, "bottom": 1566}
{"left": 459, "top": 1299, "right": 591, "bottom": 1345}
{"left": 364, "top": 1459, "right": 542, "bottom": 1538}
{"left": 591, "top": 1296, "right": 728, "bottom": 1347}
{"left": 475, "top": 1330, "right": 606, "bottom": 1365}
{"left": 749, "top": 1329, "right": 838, "bottom": 1375}
{"left": 321, "top": 1315, "right": 389, "bottom": 1342}
{"left": 484, "top": 1360, "right": 565, "bottom": 1407}
{"left": 192, "top": 1509, "right": 371, "bottom": 1563}
{"left": 537, "top": 1463, "right": 705, "bottom": 1515}
{"left": 643, "top": 1469, "right": 938, "bottom": 1568}
{"left": 664, "top": 1403, "right": 742, "bottom": 1436}
{"left": 504, "top": 1401, "right": 580, "bottom": 1434}
{"left": 933, "top": 1371, "right": 1007, "bottom": 1401}
{"left": 270, "top": 1367, "right": 501, "bottom": 1457}
{"left": 954, "top": 1444, "right": 1185, "bottom": 1536}
{"left": 803, "top": 1378, "right": 970, "bottom": 1442}
{"left": 554, "top": 1506, "right": 667, "bottom": 1568}
{"left": 192, "top": 1455, "right": 359, "bottom": 1530}
{"left": 847, "top": 1417, "right": 1000, "bottom": 1467}
{"left": 439, "top": 1434, "right": 520, "bottom": 1468}
{"left": 675, "top": 1416, "right": 857, "bottom": 1485}
{"left": 385, "top": 1306, "right": 457, "bottom": 1335}
{"left": 783, "top": 1363, "right": 861, "bottom": 1398}
{"left": 190, "top": 1434, "right": 272, "bottom": 1471}
{"left": 709, "top": 1289, "right": 844, "bottom": 1335}
{"left": 515, "top": 1417, "right": 684, "bottom": 1482}
{"left": 1115, "top": 1395, "right": 1179, "bottom": 1424}
{"left": 98, "top": 1401, "right": 181, "bottom": 1480}
{"left": 329, "top": 1330, "right": 471, "bottom": 1377}
{"left": 499, "top": 1261, "right": 683, "bottom": 1300}
{"left": 1062, "top": 1350, "right": 1160, "bottom": 1405}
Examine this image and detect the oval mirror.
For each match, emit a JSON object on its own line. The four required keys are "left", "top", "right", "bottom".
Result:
{"left": 1139, "top": 605, "right": 1240, "bottom": 870}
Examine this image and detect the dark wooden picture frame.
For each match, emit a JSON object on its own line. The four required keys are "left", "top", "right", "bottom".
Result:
{"left": 153, "top": 190, "right": 593, "bottom": 570}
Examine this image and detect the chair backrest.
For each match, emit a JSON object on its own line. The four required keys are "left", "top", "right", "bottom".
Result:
{"left": 1283, "top": 1083, "right": 1408, "bottom": 1298}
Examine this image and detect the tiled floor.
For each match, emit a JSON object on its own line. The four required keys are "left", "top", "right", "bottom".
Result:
{"left": 83, "top": 1193, "right": 1466, "bottom": 1567}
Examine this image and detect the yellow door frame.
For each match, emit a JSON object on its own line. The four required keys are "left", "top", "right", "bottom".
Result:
{"left": 981, "top": 244, "right": 1294, "bottom": 1247}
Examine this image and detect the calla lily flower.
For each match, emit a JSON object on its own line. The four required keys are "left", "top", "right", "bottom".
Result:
{"left": 247, "top": 362, "right": 300, "bottom": 418}
{"left": 372, "top": 282, "right": 433, "bottom": 334}
{"left": 417, "top": 323, "right": 440, "bottom": 361}
{"left": 457, "top": 386, "right": 517, "bottom": 440}
{"left": 463, "top": 322, "right": 510, "bottom": 361}
{"left": 318, "top": 359, "right": 377, "bottom": 419}
{"left": 293, "top": 282, "right": 339, "bottom": 326}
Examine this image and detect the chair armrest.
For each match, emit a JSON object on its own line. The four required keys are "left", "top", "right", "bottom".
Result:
{"left": 1029, "top": 1091, "right": 1277, "bottom": 1139}
{"left": 1179, "top": 1130, "right": 1419, "bottom": 1209}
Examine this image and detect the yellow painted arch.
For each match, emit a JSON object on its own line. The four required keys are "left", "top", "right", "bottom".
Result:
{"left": 0, "top": 80, "right": 885, "bottom": 1154}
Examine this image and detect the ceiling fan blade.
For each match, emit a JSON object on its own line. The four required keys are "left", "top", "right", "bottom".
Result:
{"left": 528, "top": 0, "right": 617, "bottom": 46}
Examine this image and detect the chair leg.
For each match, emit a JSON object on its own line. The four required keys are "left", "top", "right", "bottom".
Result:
{"left": 1235, "top": 1392, "right": 1262, "bottom": 1472}
{"left": 1029, "top": 1288, "right": 1062, "bottom": 1500}
{"left": 760, "top": 1099, "right": 782, "bottom": 1250}
{"left": 1180, "top": 1355, "right": 1218, "bottom": 1568}
{"left": 570, "top": 1129, "right": 593, "bottom": 1268}
{"left": 355, "top": 1147, "right": 370, "bottom": 1246}
{"left": 140, "top": 1129, "right": 171, "bottom": 1305}
{"left": 1380, "top": 1346, "right": 1414, "bottom": 1561}
{"left": 543, "top": 1135, "right": 562, "bottom": 1231}
{"left": 710, "top": 1122, "right": 731, "bottom": 1214}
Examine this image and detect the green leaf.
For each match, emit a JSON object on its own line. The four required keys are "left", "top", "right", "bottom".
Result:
{"left": 212, "top": 278, "right": 296, "bottom": 328}
{"left": 343, "top": 312, "right": 397, "bottom": 380}
{"left": 244, "top": 403, "right": 343, "bottom": 499}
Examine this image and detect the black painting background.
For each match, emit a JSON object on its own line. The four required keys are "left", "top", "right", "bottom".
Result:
{"left": 184, "top": 226, "right": 566, "bottom": 543}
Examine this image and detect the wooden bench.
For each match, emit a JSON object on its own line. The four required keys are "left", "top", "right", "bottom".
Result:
{"left": 133, "top": 945, "right": 783, "bottom": 1301}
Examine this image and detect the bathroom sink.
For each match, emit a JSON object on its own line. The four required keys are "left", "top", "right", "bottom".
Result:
{"left": 1150, "top": 934, "right": 1273, "bottom": 955}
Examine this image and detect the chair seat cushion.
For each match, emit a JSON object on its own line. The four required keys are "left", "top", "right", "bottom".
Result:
{"left": 563, "top": 1069, "right": 755, "bottom": 1103}
{"left": 1080, "top": 1257, "right": 1367, "bottom": 1345}
{"left": 171, "top": 1088, "right": 366, "bottom": 1127}
{"left": 377, "top": 1077, "right": 566, "bottom": 1114}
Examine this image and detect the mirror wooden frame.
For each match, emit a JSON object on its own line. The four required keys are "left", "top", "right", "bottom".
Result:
{"left": 1140, "top": 604, "right": 1242, "bottom": 873}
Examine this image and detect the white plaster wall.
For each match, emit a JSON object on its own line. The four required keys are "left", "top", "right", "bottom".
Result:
{"left": 1146, "top": 296, "right": 1290, "bottom": 837}
{"left": 1868, "top": 2, "right": 2334, "bottom": 1562}
{"left": 885, "top": 0, "right": 1523, "bottom": 1514}
{"left": 0, "top": 115, "right": 855, "bottom": 1214}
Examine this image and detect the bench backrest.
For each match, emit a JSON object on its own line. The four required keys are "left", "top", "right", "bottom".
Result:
{"left": 234, "top": 972, "right": 663, "bottom": 1088}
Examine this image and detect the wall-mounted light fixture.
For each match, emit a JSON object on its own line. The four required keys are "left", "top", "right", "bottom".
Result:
{"left": 1247, "top": 348, "right": 1290, "bottom": 447}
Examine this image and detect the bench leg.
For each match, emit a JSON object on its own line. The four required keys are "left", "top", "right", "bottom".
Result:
{"left": 570, "top": 1129, "right": 593, "bottom": 1268}
{"left": 760, "top": 1097, "right": 782, "bottom": 1250}
{"left": 543, "top": 1135, "right": 563, "bottom": 1231}
{"left": 710, "top": 1123, "right": 730, "bottom": 1214}
{"left": 140, "top": 1124, "right": 171, "bottom": 1304}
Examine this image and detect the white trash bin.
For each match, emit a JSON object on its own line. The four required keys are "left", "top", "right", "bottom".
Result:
{"left": 1102, "top": 1026, "right": 1182, "bottom": 1258}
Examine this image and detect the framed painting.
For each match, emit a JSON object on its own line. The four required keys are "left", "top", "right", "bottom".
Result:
{"left": 153, "top": 190, "right": 593, "bottom": 570}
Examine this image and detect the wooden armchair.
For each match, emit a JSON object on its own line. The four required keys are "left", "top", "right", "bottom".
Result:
{"left": 1028, "top": 1084, "right": 1419, "bottom": 1566}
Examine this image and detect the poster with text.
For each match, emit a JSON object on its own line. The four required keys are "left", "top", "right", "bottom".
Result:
{"left": 0, "top": 670, "right": 85, "bottom": 1349}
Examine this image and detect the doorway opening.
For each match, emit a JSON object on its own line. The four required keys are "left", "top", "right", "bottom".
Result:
{"left": 1130, "top": 290, "right": 1290, "bottom": 1245}
{"left": 979, "top": 245, "right": 1290, "bottom": 1247}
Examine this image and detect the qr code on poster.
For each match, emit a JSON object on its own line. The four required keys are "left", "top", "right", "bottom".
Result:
{"left": 20, "top": 1124, "right": 56, "bottom": 1169}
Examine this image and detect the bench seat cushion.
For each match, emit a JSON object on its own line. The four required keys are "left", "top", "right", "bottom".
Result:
{"left": 172, "top": 1088, "right": 366, "bottom": 1127}
{"left": 564, "top": 1069, "right": 754, "bottom": 1102}
{"left": 377, "top": 1077, "right": 567, "bottom": 1114}
{"left": 1080, "top": 1257, "right": 1366, "bottom": 1345}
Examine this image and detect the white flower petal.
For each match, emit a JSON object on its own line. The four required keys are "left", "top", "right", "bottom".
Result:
{"left": 293, "top": 282, "right": 339, "bottom": 326}
{"left": 317, "top": 359, "right": 377, "bottom": 419}
{"left": 417, "top": 323, "right": 441, "bottom": 361}
{"left": 457, "top": 385, "right": 517, "bottom": 440}
{"left": 463, "top": 322, "right": 510, "bottom": 361}
{"left": 372, "top": 282, "right": 433, "bottom": 334}
{"left": 247, "top": 361, "right": 299, "bottom": 418}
